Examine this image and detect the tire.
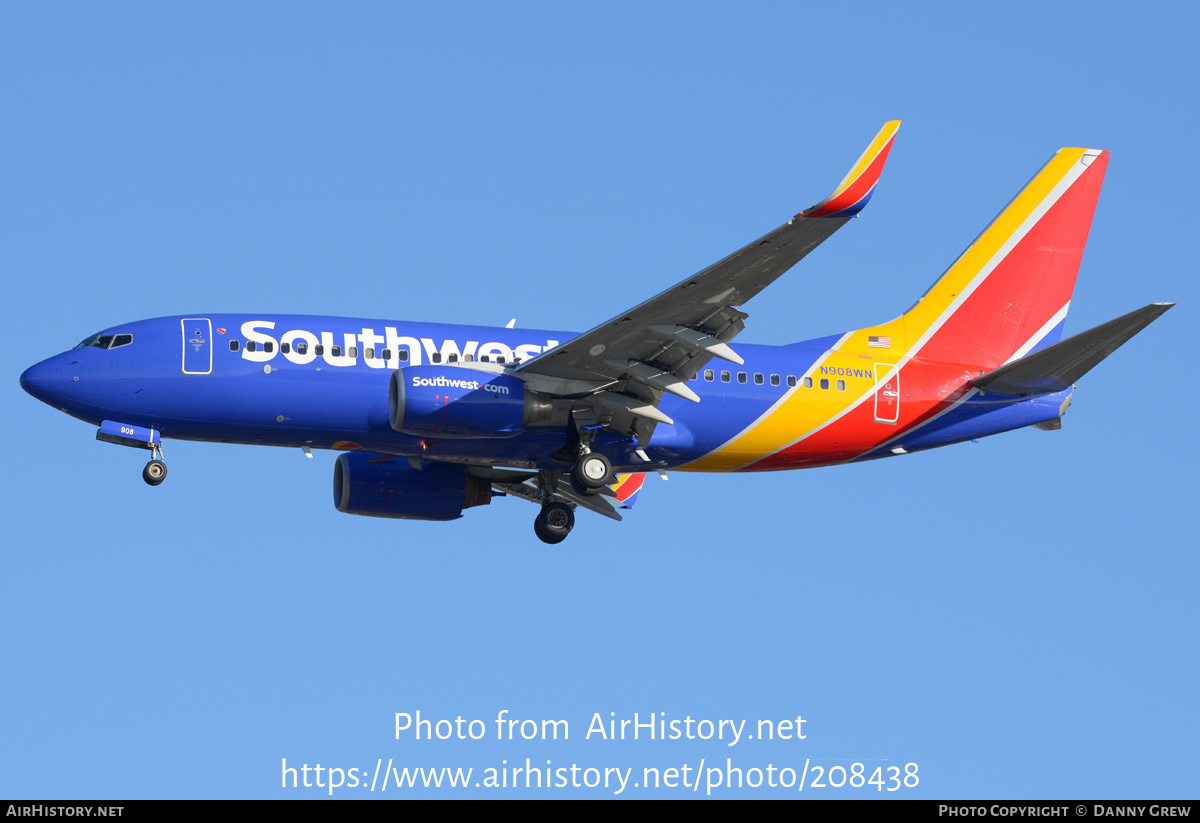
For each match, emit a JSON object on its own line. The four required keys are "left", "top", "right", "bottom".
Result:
{"left": 572, "top": 452, "right": 611, "bottom": 495}
{"left": 142, "top": 460, "right": 167, "bottom": 486}
{"left": 534, "top": 518, "right": 567, "bottom": 545}
{"left": 535, "top": 501, "right": 574, "bottom": 543}
{"left": 569, "top": 470, "right": 595, "bottom": 496}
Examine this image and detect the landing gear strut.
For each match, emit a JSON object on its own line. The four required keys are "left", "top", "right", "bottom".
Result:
{"left": 556, "top": 410, "right": 612, "bottom": 496}
{"left": 142, "top": 444, "right": 167, "bottom": 486}
{"left": 534, "top": 501, "right": 575, "bottom": 544}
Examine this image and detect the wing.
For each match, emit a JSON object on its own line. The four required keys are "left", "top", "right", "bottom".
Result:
{"left": 481, "top": 469, "right": 650, "bottom": 521}
{"left": 516, "top": 121, "right": 901, "bottom": 441}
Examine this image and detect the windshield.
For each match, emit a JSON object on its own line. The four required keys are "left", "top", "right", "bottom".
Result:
{"left": 73, "top": 333, "right": 132, "bottom": 350}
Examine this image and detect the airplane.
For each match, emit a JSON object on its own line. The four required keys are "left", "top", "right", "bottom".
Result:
{"left": 19, "top": 121, "right": 1173, "bottom": 543}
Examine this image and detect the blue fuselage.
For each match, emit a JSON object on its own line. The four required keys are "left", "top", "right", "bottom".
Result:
{"left": 19, "top": 314, "right": 1070, "bottom": 472}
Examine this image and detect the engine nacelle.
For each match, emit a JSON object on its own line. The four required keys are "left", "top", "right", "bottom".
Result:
{"left": 332, "top": 452, "right": 492, "bottom": 521}
{"left": 389, "top": 366, "right": 552, "bottom": 439}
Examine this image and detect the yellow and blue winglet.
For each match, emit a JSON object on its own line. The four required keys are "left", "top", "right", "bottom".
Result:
{"left": 611, "top": 472, "right": 646, "bottom": 509}
{"left": 802, "top": 120, "right": 900, "bottom": 218}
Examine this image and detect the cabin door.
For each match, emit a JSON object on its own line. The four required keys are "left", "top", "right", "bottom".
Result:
{"left": 181, "top": 318, "right": 213, "bottom": 375}
{"left": 874, "top": 364, "right": 899, "bottom": 424}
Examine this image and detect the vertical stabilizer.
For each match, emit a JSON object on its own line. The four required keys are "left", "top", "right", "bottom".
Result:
{"left": 850, "top": 147, "right": 1109, "bottom": 370}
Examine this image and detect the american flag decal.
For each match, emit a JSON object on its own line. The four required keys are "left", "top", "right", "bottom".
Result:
{"left": 868, "top": 335, "right": 891, "bottom": 349}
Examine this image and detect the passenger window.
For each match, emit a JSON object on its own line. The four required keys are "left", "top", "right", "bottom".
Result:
{"left": 348, "top": 346, "right": 358, "bottom": 359}
{"left": 315, "top": 345, "right": 324, "bottom": 356}
{"left": 332, "top": 345, "right": 342, "bottom": 357}
{"left": 399, "top": 350, "right": 409, "bottom": 362}
{"left": 481, "top": 355, "right": 491, "bottom": 363}
{"left": 264, "top": 341, "right": 274, "bottom": 353}
{"left": 820, "top": 378, "right": 829, "bottom": 390}
{"left": 448, "top": 354, "right": 458, "bottom": 363}
{"left": 704, "top": 369, "right": 714, "bottom": 382}
{"left": 432, "top": 353, "right": 442, "bottom": 364}
{"left": 365, "top": 347, "right": 374, "bottom": 360}
{"left": 295, "top": 342, "right": 307, "bottom": 355}
{"left": 720, "top": 371, "right": 731, "bottom": 383}
{"left": 464, "top": 354, "right": 474, "bottom": 362}
{"left": 496, "top": 356, "right": 506, "bottom": 364}
{"left": 737, "top": 372, "right": 747, "bottom": 384}
{"left": 247, "top": 341, "right": 257, "bottom": 353}
{"left": 229, "top": 340, "right": 239, "bottom": 352}
{"left": 837, "top": 379, "right": 846, "bottom": 391}
{"left": 754, "top": 373, "right": 764, "bottom": 385}
{"left": 786, "top": 375, "right": 797, "bottom": 387}
{"left": 804, "top": 377, "right": 814, "bottom": 389}
{"left": 382, "top": 349, "right": 391, "bottom": 361}
{"left": 281, "top": 342, "right": 291, "bottom": 354}
{"left": 770, "top": 374, "right": 780, "bottom": 386}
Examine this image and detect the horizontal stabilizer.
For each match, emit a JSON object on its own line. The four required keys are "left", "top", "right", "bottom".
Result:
{"left": 971, "top": 303, "right": 1174, "bottom": 396}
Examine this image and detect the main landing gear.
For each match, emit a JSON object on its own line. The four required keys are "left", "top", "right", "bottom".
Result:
{"left": 534, "top": 501, "right": 575, "bottom": 545}
{"left": 142, "top": 444, "right": 168, "bottom": 486}
{"left": 532, "top": 415, "right": 616, "bottom": 544}
{"left": 530, "top": 470, "right": 577, "bottom": 545}
{"left": 570, "top": 451, "right": 611, "bottom": 496}
{"left": 557, "top": 412, "right": 613, "bottom": 497}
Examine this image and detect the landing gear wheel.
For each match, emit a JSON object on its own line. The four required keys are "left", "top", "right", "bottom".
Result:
{"left": 534, "top": 501, "right": 575, "bottom": 544}
{"left": 533, "top": 519, "right": 565, "bottom": 545}
{"left": 570, "top": 452, "right": 611, "bottom": 496}
{"left": 142, "top": 459, "right": 167, "bottom": 486}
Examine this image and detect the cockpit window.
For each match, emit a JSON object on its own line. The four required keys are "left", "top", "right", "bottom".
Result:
{"left": 73, "top": 333, "right": 133, "bottom": 350}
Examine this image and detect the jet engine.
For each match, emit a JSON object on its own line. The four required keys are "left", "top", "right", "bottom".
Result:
{"left": 332, "top": 452, "right": 492, "bottom": 521}
{"left": 389, "top": 366, "right": 553, "bottom": 439}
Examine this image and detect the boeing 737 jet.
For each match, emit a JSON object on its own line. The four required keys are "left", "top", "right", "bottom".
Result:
{"left": 19, "top": 122, "right": 1172, "bottom": 542}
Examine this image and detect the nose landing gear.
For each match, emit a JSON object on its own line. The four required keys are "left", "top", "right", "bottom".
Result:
{"left": 94, "top": 422, "right": 168, "bottom": 487}
{"left": 142, "top": 444, "right": 167, "bottom": 486}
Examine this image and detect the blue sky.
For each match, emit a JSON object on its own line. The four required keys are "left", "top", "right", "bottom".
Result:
{"left": 2, "top": 2, "right": 1196, "bottom": 799}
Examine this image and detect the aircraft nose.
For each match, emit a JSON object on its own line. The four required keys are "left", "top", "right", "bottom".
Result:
{"left": 19, "top": 359, "right": 63, "bottom": 406}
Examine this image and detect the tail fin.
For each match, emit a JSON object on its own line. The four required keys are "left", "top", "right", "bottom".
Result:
{"left": 851, "top": 147, "right": 1109, "bottom": 370}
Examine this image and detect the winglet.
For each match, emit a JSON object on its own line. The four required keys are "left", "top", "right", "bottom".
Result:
{"left": 802, "top": 120, "right": 900, "bottom": 218}
{"left": 611, "top": 472, "right": 647, "bottom": 509}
